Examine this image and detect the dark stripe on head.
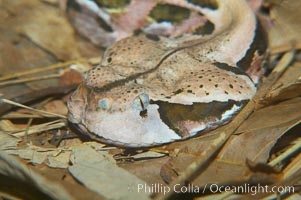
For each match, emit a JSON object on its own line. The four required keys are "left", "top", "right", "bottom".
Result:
{"left": 68, "top": 0, "right": 113, "bottom": 32}
{"left": 66, "top": 0, "right": 82, "bottom": 12}
{"left": 187, "top": 0, "right": 218, "bottom": 9}
{"left": 96, "top": 17, "right": 113, "bottom": 32}
{"left": 237, "top": 18, "right": 268, "bottom": 71}
{"left": 213, "top": 62, "right": 249, "bottom": 76}
{"left": 152, "top": 100, "right": 247, "bottom": 138}
{"left": 93, "top": 0, "right": 130, "bottom": 9}
{"left": 146, "top": 34, "right": 160, "bottom": 42}
{"left": 150, "top": 4, "right": 191, "bottom": 23}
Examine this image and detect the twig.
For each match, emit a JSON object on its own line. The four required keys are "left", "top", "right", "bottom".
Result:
{"left": 2, "top": 112, "right": 51, "bottom": 119}
{"left": 0, "top": 73, "right": 61, "bottom": 87}
{"left": 270, "top": 40, "right": 301, "bottom": 55}
{"left": 154, "top": 50, "right": 295, "bottom": 200}
{"left": 0, "top": 98, "right": 67, "bottom": 119}
{"left": 268, "top": 138, "right": 301, "bottom": 167}
{"left": 10, "top": 120, "right": 66, "bottom": 137}
{"left": 0, "top": 58, "right": 86, "bottom": 82}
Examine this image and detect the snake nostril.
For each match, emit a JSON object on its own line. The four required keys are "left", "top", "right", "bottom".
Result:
{"left": 139, "top": 109, "right": 148, "bottom": 118}
{"left": 132, "top": 93, "right": 150, "bottom": 114}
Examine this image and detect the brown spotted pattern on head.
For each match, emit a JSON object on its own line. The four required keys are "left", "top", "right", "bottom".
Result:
{"left": 101, "top": 35, "right": 167, "bottom": 69}
{"left": 86, "top": 35, "right": 170, "bottom": 89}
{"left": 85, "top": 65, "right": 124, "bottom": 89}
{"left": 91, "top": 81, "right": 149, "bottom": 112}
{"left": 141, "top": 51, "right": 256, "bottom": 105}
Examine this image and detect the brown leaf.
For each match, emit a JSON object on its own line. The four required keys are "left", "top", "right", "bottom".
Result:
{"left": 264, "top": 62, "right": 301, "bottom": 103}
{"left": 0, "top": 0, "right": 90, "bottom": 115}
{"left": 237, "top": 97, "right": 301, "bottom": 133}
{"left": 120, "top": 156, "right": 170, "bottom": 185}
{"left": 16, "top": 0, "right": 81, "bottom": 60}
{"left": 43, "top": 100, "right": 68, "bottom": 116}
{"left": 0, "top": 153, "right": 75, "bottom": 200}
{"left": 267, "top": 0, "right": 301, "bottom": 53}
{"left": 69, "top": 145, "right": 150, "bottom": 200}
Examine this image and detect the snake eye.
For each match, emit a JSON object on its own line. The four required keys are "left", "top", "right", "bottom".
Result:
{"left": 97, "top": 98, "right": 111, "bottom": 111}
{"left": 132, "top": 93, "right": 150, "bottom": 112}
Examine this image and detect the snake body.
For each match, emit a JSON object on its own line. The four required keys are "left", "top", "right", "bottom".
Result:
{"left": 67, "top": 0, "right": 266, "bottom": 147}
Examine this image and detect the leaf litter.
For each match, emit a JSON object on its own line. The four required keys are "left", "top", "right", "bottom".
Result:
{"left": 0, "top": 0, "right": 301, "bottom": 199}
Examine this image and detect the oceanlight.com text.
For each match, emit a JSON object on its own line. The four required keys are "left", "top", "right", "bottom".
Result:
{"left": 135, "top": 183, "right": 295, "bottom": 196}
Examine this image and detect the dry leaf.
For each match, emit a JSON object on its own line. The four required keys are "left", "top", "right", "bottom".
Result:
{"left": 267, "top": 0, "right": 301, "bottom": 53}
{"left": 0, "top": 152, "right": 75, "bottom": 200}
{"left": 4, "top": 146, "right": 56, "bottom": 165}
{"left": 131, "top": 151, "right": 167, "bottom": 160}
{"left": 43, "top": 100, "right": 68, "bottom": 116}
{"left": 47, "top": 151, "right": 71, "bottom": 168}
{"left": 16, "top": 0, "right": 80, "bottom": 60}
{"left": 0, "top": 132, "right": 20, "bottom": 149}
{"left": 264, "top": 62, "right": 301, "bottom": 103}
{"left": 120, "top": 156, "right": 170, "bottom": 185}
{"left": 237, "top": 97, "right": 301, "bottom": 133}
{"left": 2, "top": 142, "right": 106, "bottom": 168}
{"left": 68, "top": 145, "right": 150, "bottom": 200}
